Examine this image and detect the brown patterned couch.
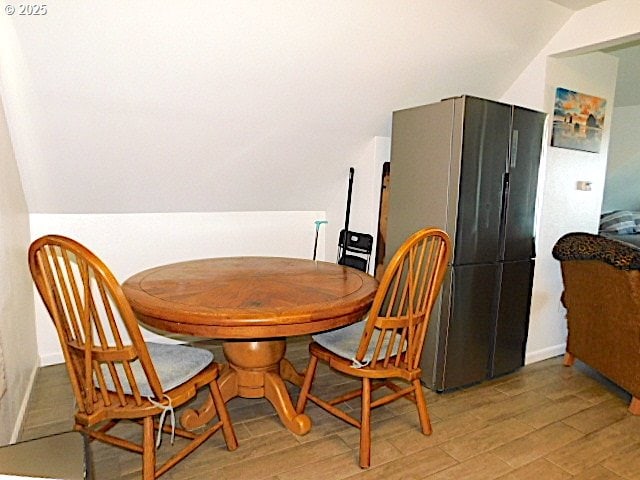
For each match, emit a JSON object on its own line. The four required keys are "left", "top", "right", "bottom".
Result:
{"left": 553, "top": 232, "right": 640, "bottom": 415}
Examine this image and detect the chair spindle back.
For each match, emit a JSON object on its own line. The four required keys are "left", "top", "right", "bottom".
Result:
{"left": 29, "top": 235, "right": 163, "bottom": 415}
{"left": 356, "top": 228, "right": 450, "bottom": 370}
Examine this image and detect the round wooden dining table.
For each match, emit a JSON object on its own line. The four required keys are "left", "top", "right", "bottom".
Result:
{"left": 122, "top": 256, "right": 378, "bottom": 435}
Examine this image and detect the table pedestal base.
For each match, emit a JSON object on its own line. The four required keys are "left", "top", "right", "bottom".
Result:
{"left": 180, "top": 339, "right": 311, "bottom": 435}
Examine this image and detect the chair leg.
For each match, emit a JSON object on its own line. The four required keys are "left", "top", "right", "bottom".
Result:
{"left": 629, "top": 396, "right": 640, "bottom": 415}
{"left": 296, "top": 355, "right": 319, "bottom": 414}
{"left": 413, "top": 379, "right": 432, "bottom": 435}
{"left": 563, "top": 352, "right": 575, "bottom": 366}
{"left": 359, "top": 378, "right": 371, "bottom": 469}
{"left": 209, "top": 380, "right": 238, "bottom": 451}
{"left": 142, "top": 416, "right": 156, "bottom": 480}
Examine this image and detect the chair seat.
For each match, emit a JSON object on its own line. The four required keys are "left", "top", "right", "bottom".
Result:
{"left": 312, "top": 320, "right": 404, "bottom": 365}
{"left": 103, "top": 343, "right": 213, "bottom": 397}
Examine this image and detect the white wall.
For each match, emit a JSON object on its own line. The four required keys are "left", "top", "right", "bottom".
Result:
{"left": 0, "top": 92, "right": 38, "bottom": 445}
{"left": 30, "top": 135, "right": 389, "bottom": 366}
{"left": 323, "top": 136, "right": 390, "bottom": 268}
{"left": 30, "top": 210, "right": 325, "bottom": 365}
{"left": 529, "top": 52, "right": 618, "bottom": 363}
{"left": 29, "top": 134, "right": 393, "bottom": 365}
{"left": 501, "top": 0, "right": 638, "bottom": 364}
{"left": 602, "top": 104, "right": 640, "bottom": 211}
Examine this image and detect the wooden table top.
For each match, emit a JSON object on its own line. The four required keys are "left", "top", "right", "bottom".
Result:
{"left": 122, "top": 256, "right": 379, "bottom": 339}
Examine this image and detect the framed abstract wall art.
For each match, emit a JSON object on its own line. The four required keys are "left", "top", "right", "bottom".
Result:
{"left": 551, "top": 87, "right": 606, "bottom": 153}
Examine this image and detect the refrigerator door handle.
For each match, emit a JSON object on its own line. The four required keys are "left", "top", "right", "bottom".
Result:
{"left": 499, "top": 173, "right": 510, "bottom": 260}
{"left": 501, "top": 173, "right": 510, "bottom": 217}
{"left": 510, "top": 129, "right": 519, "bottom": 169}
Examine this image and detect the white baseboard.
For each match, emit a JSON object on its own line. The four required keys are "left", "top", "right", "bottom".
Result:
{"left": 525, "top": 343, "right": 566, "bottom": 365}
{"left": 39, "top": 352, "right": 64, "bottom": 367}
{"left": 10, "top": 362, "right": 39, "bottom": 444}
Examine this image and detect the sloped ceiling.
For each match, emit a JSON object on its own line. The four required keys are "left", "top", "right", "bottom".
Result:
{"left": 1, "top": 1, "right": 574, "bottom": 214}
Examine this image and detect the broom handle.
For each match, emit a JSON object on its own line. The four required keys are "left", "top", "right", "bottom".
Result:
{"left": 342, "top": 168, "right": 354, "bottom": 260}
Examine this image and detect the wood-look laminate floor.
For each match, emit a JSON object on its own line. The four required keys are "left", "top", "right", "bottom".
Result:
{"left": 18, "top": 336, "right": 640, "bottom": 479}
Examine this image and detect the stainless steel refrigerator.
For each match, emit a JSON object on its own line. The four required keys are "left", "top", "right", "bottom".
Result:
{"left": 385, "top": 95, "right": 546, "bottom": 391}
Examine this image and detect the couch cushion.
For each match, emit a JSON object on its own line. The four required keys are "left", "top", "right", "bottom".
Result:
{"left": 553, "top": 232, "right": 640, "bottom": 270}
{"left": 631, "top": 211, "right": 640, "bottom": 231}
{"left": 599, "top": 211, "right": 637, "bottom": 234}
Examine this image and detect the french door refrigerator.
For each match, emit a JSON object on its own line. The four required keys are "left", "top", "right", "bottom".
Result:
{"left": 386, "top": 95, "right": 546, "bottom": 391}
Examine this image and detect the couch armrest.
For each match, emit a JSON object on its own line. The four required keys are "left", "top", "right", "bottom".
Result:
{"left": 552, "top": 232, "right": 640, "bottom": 270}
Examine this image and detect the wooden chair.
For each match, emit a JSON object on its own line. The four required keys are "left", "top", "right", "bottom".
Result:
{"left": 28, "top": 235, "right": 238, "bottom": 479}
{"left": 296, "top": 227, "right": 451, "bottom": 468}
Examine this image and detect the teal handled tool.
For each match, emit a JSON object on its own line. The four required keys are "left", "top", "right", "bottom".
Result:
{"left": 313, "top": 220, "right": 328, "bottom": 260}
